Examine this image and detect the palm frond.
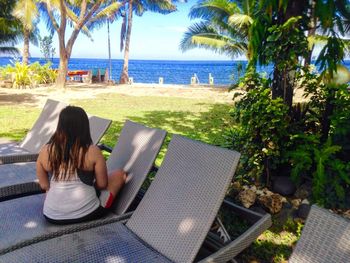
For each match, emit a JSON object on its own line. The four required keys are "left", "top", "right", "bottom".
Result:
{"left": 89, "top": 2, "right": 122, "bottom": 24}
{"left": 12, "top": 0, "right": 39, "bottom": 31}
{"left": 180, "top": 22, "right": 247, "bottom": 58}
{"left": 228, "top": 13, "right": 253, "bottom": 29}
{"left": 189, "top": 0, "right": 240, "bottom": 20}
{"left": 140, "top": 0, "right": 177, "bottom": 15}
{"left": 0, "top": 46, "right": 20, "bottom": 55}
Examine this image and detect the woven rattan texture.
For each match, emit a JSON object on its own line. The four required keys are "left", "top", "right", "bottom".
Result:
{"left": 107, "top": 120, "right": 167, "bottom": 215}
{"left": 0, "top": 152, "right": 38, "bottom": 165}
{"left": 0, "top": 222, "right": 172, "bottom": 263}
{"left": 0, "top": 162, "right": 40, "bottom": 199}
{"left": 0, "top": 162, "right": 37, "bottom": 189}
{"left": 0, "top": 194, "right": 58, "bottom": 251}
{"left": 88, "top": 115, "right": 112, "bottom": 144}
{"left": 289, "top": 205, "right": 350, "bottom": 263}
{"left": 0, "top": 193, "right": 132, "bottom": 255}
{"left": 19, "top": 99, "right": 67, "bottom": 153}
{"left": 127, "top": 135, "right": 240, "bottom": 263}
{"left": 0, "top": 143, "right": 31, "bottom": 157}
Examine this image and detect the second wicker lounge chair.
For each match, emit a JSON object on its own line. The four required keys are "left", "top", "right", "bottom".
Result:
{"left": 0, "top": 120, "right": 167, "bottom": 254}
{"left": 0, "top": 135, "right": 248, "bottom": 262}
{"left": 0, "top": 113, "right": 112, "bottom": 201}
{"left": 289, "top": 205, "right": 350, "bottom": 263}
{"left": 0, "top": 99, "right": 67, "bottom": 165}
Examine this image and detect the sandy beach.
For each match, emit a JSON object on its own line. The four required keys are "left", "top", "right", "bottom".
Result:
{"left": 0, "top": 83, "right": 235, "bottom": 107}
{"left": 0, "top": 82, "right": 308, "bottom": 107}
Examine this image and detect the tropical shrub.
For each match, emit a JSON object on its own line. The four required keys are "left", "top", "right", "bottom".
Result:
{"left": 226, "top": 65, "right": 350, "bottom": 208}
{"left": 0, "top": 61, "right": 57, "bottom": 88}
{"left": 30, "top": 62, "right": 57, "bottom": 84}
{"left": 228, "top": 74, "right": 289, "bottom": 185}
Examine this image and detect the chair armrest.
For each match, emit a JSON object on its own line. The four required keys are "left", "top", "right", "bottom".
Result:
{"left": 0, "top": 153, "right": 39, "bottom": 165}
{"left": 199, "top": 200, "right": 272, "bottom": 263}
{"left": 0, "top": 182, "right": 43, "bottom": 202}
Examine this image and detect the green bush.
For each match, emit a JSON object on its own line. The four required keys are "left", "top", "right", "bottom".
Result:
{"left": 226, "top": 68, "right": 350, "bottom": 208}
{"left": 0, "top": 61, "right": 57, "bottom": 88}
{"left": 228, "top": 76, "right": 289, "bottom": 185}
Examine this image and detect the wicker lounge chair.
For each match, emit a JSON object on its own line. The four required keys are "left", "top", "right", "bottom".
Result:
{"left": 289, "top": 205, "right": 350, "bottom": 263}
{"left": 0, "top": 135, "right": 269, "bottom": 263}
{"left": 0, "top": 99, "right": 67, "bottom": 165}
{"left": 0, "top": 120, "right": 167, "bottom": 255}
{"left": 0, "top": 114, "right": 112, "bottom": 201}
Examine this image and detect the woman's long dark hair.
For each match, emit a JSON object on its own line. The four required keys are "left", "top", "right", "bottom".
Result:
{"left": 48, "top": 106, "right": 92, "bottom": 180}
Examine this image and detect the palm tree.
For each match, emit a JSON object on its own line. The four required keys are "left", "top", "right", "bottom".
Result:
{"left": 0, "top": 0, "right": 22, "bottom": 55}
{"left": 12, "top": 0, "right": 40, "bottom": 65}
{"left": 180, "top": 0, "right": 257, "bottom": 60}
{"left": 119, "top": 0, "right": 177, "bottom": 84}
{"left": 40, "top": 0, "right": 122, "bottom": 88}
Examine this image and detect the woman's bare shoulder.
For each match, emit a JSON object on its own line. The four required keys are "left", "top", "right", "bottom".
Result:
{"left": 39, "top": 144, "right": 50, "bottom": 156}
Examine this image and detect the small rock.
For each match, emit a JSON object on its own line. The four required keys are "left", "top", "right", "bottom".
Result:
{"left": 231, "top": 181, "right": 242, "bottom": 191}
{"left": 272, "top": 176, "right": 297, "bottom": 196}
{"left": 281, "top": 197, "right": 288, "bottom": 203}
{"left": 242, "top": 185, "right": 249, "bottom": 190}
{"left": 250, "top": 185, "right": 257, "bottom": 192}
{"left": 298, "top": 204, "right": 311, "bottom": 219}
{"left": 301, "top": 199, "right": 310, "bottom": 205}
{"left": 291, "top": 199, "right": 302, "bottom": 209}
{"left": 294, "top": 183, "right": 312, "bottom": 199}
{"left": 258, "top": 193, "right": 283, "bottom": 214}
{"left": 238, "top": 189, "right": 257, "bottom": 208}
{"left": 256, "top": 190, "right": 264, "bottom": 196}
{"left": 265, "top": 190, "right": 274, "bottom": 197}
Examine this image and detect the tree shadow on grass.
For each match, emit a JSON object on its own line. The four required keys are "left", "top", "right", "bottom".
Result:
{"left": 123, "top": 103, "right": 233, "bottom": 164}
{"left": 0, "top": 92, "right": 40, "bottom": 106}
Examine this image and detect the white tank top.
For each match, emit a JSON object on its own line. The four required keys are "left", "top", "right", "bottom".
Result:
{"left": 43, "top": 171, "right": 100, "bottom": 220}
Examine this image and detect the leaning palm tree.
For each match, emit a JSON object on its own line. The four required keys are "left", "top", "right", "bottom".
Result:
{"left": 0, "top": 0, "right": 22, "bottom": 55}
{"left": 180, "top": 0, "right": 257, "bottom": 60}
{"left": 12, "top": 0, "right": 40, "bottom": 65}
{"left": 119, "top": 0, "right": 177, "bottom": 84}
{"left": 39, "top": 0, "right": 122, "bottom": 88}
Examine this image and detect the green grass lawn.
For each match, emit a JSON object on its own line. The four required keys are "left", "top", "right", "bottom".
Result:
{"left": 0, "top": 93, "right": 234, "bottom": 165}
{"left": 0, "top": 92, "right": 299, "bottom": 262}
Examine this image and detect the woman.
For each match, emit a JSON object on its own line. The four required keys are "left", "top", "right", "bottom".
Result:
{"left": 36, "top": 106, "right": 126, "bottom": 224}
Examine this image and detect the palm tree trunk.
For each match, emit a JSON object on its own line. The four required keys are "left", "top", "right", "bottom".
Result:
{"left": 108, "top": 19, "right": 112, "bottom": 81}
{"left": 22, "top": 28, "right": 30, "bottom": 65}
{"left": 56, "top": 29, "right": 69, "bottom": 89}
{"left": 120, "top": 0, "right": 133, "bottom": 84}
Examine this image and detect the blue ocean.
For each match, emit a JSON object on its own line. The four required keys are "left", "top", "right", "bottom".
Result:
{"left": 0, "top": 57, "right": 349, "bottom": 85}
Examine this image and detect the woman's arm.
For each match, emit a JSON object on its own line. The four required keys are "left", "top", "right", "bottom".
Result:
{"left": 36, "top": 145, "right": 50, "bottom": 191}
{"left": 90, "top": 145, "right": 108, "bottom": 190}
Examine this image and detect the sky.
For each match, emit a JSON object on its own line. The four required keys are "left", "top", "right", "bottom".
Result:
{"left": 26, "top": 0, "right": 237, "bottom": 61}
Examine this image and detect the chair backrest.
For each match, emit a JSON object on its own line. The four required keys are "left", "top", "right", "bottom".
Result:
{"left": 289, "top": 205, "right": 350, "bottom": 263}
{"left": 19, "top": 99, "right": 67, "bottom": 153}
{"left": 91, "top": 69, "right": 99, "bottom": 77}
{"left": 99, "top": 68, "right": 106, "bottom": 76}
{"left": 126, "top": 135, "right": 240, "bottom": 263}
{"left": 88, "top": 115, "right": 111, "bottom": 145}
{"left": 106, "top": 120, "right": 167, "bottom": 215}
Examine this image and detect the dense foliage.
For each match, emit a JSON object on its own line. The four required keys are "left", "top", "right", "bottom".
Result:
{"left": 0, "top": 62, "right": 57, "bottom": 88}
{"left": 223, "top": 0, "right": 350, "bottom": 209}
{"left": 228, "top": 65, "right": 350, "bottom": 208}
